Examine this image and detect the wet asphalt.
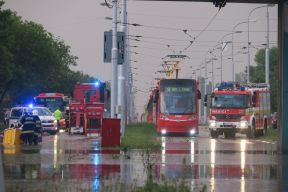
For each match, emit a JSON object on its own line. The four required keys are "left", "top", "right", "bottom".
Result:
{"left": 1, "top": 127, "right": 288, "bottom": 192}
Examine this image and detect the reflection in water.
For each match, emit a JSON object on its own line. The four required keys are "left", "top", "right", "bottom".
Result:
{"left": 210, "top": 139, "right": 216, "bottom": 192}
{"left": 240, "top": 139, "right": 246, "bottom": 192}
{"left": 190, "top": 139, "right": 195, "bottom": 190}
{"left": 160, "top": 137, "right": 196, "bottom": 180}
{"left": 93, "top": 141, "right": 100, "bottom": 192}
{"left": 161, "top": 137, "right": 166, "bottom": 168}
{"left": 191, "top": 138, "right": 195, "bottom": 164}
{"left": 2, "top": 134, "right": 279, "bottom": 191}
{"left": 54, "top": 135, "right": 58, "bottom": 169}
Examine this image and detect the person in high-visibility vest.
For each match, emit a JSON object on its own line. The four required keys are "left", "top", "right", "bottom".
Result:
{"left": 53, "top": 108, "right": 62, "bottom": 129}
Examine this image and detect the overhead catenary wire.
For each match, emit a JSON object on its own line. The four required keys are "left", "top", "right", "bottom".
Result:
{"left": 182, "top": 8, "right": 222, "bottom": 51}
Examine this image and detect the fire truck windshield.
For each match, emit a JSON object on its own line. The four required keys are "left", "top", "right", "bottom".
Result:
{"left": 160, "top": 79, "right": 196, "bottom": 115}
{"left": 212, "top": 94, "right": 248, "bottom": 109}
{"left": 34, "top": 97, "right": 64, "bottom": 112}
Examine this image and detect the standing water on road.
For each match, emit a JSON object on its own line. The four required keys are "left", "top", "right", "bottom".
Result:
{"left": 1, "top": 129, "right": 284, "bottom": 192}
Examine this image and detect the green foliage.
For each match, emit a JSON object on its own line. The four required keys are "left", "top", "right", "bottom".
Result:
{"left": 121, "top": 123, "right": 161, "bottom": 150}
{"left": 0, "top": 1, "right": 95, "bottom": 107}
{"left": 250, "top": 47, "right": 278, "bottom": 112}
{"left": 259, "top": 128, "right": 278, "bottom": 141}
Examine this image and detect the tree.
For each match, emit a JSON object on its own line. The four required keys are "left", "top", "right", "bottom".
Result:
{"left": 250, "top": 47, "right": 278, "bottom": 112}
{"left": 0, "top": 1, "right": 95, "bottom": 108}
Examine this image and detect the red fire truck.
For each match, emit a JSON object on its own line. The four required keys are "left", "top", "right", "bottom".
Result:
{"left": 152, "top": 79, "right": 200, "bottom": 135}
{"left": 206, "top": 82, "right": 270, "bottom": 139}
{"left": 34, "top": 93, "right": 67, "bottom": 112}
{"left": 68, "top": 82, "right": 108, "bottom": 135}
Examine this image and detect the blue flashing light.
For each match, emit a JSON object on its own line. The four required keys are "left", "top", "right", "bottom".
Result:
{"left": 94, "top": 81, "right": 100, "bottom": 87}
{"left": 217, "top": 82, "right": 239, "bottom": 90}
{"left": 28, "top": 103, "right": 34, "bottom": 108}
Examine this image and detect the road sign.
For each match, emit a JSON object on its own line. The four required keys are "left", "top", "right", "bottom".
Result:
{"left": 104, "top": 31, "right": 125, "bottom": 64}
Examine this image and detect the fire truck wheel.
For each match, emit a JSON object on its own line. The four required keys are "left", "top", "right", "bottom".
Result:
{"left": 247, "top": 122, "right": 256, "bottom": 139}
{"left": 224, "top": 131, "right": 235, "bottom": 139}
{"left": 210, "top": 130, "right": 219, "bottom": 139}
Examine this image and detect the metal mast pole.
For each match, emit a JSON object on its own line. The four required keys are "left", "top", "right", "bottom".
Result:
{"left": 232, "top": 31, "right": 235, "bottom": 81}
{"left": 212, "top": 58, "right": 214, "bottom": 89}
{"left": 111, "top": 0, "right": 118, "bottom": 118}
{"left": 204, "top": 58, "right": 208, "bottom": 124}
{"left": 265, "top": 6, "right": 270, "bottom": 86}
{"left": 247, "top": 16, "right": 251, "bottom": 83}
{"left": 220, "top": 44, "right": 223, "bottom": 82}
{"left": 119, "top": 0, "right": 126, "bottom": 135}
{"left": 247, "top": 5, "right": 273, "bottom": 84}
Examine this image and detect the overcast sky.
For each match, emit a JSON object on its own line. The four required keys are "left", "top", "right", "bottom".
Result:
{"left": 4, "top": 0, "right": 278, "bottom": 115}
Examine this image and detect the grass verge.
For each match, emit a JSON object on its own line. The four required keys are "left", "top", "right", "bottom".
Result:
{"left": 259, "top": 128, "right": 278, "bottom": 141}
{"left": 121, "top": 123, "right": 161, "bottom": 150}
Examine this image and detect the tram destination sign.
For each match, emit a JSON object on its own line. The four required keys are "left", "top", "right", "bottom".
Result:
{"left": 164, "top": 87, "right": 192, "bottom": 93}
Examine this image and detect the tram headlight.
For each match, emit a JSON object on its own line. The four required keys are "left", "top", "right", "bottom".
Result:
{"left": 240, "top": 120, "right": 248, "bottom": 128}
{"left": 209, "top": 120, "right": 217, "bottom": 128}
{"left": 190, "top": 129, "right": 196, "bottom": 135}
{"left": 161, "top": 129, "right": 167, "bottom": 135}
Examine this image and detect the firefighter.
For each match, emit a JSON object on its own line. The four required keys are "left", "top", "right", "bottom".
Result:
{"left": 53, "top": 108, "right": 62, "bottom": 130}
{"left": 32, "top": 109, "right": 42, "bottom": 145}
{"left": 20, "top": 111, "right": 36, "bottom": 145}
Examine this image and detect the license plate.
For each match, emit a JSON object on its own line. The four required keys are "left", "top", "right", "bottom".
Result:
{"left": 223, "top": 123, "right": 232, "bottom": 126}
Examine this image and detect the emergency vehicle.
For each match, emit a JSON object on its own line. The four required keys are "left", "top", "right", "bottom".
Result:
{"left": 206, "top": 82, "right": 270, "bottom": 139}
{"left": 68, "top": 81, "right": 108, "bottom": 135}
{"left": 34, "top": 93, "right": 67, "bottom": 112}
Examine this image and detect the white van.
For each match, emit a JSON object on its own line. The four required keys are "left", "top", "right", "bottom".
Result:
{"left": 9, "top": 106, "right": 58, "bottom": 134}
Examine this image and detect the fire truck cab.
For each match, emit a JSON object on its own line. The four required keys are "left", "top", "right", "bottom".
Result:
{"left": 206, "top": 82, "right": 270, "bottom": 139}
{"left": 68, "top": 82, "right": 107, "bottom": 136}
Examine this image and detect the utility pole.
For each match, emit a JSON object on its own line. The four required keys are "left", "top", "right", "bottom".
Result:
{"left": 119, "top": 0, "right": 126, "bottom": 135}
{"left": 265, "top": 6, "right": 270, "bottom": 86}
{"left": 211, "top": 58, "right": 214, "bottom": 90}
{"left": 232, "top": 21, "right": 254, "bottom": 81}
{"left": 111, "top": 0, "right": 118, "bottom": 118}
{"left": 204, "top": 57, "right": 208, "bottom": 125}
{"left": 247, "top": 4, "right": 274, "bottom": 84}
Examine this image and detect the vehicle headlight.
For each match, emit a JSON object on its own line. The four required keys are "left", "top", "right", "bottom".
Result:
{"left": 161, "top": 129, "right": 167, "bottom": 134}
{"left": 54, "top": 120, "right": 57, "bottom": 124}
{"left": 240, "top": 120, "right": 248, "bottom": 128}
{"left": 209, "top": 120, "right": 217, "bottom": 128}
{"left": 190, "top": 129, "right": 196, "bottom": 135}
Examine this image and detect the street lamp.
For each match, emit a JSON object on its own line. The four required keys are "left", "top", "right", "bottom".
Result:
{"left": 220, "top": 31, "right": 241, "bottom": 82}
{"left": 232, "top": 20, "right": 256, "bottom": 81}
{"left": 248, "top": 4, "right": 275, "bottom": 84}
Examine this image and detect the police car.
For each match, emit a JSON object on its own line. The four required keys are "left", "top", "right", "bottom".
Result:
{"left": 8, "top": 106, "right": 58, "bottom": 134}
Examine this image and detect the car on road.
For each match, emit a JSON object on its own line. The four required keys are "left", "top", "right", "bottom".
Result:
{"left": 8, "top": 106, "right": 58, "bottom": 134}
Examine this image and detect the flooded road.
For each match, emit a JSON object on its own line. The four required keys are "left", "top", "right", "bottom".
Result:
{"left": 1, "top": 127, "right": 287, "bottom": 192}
